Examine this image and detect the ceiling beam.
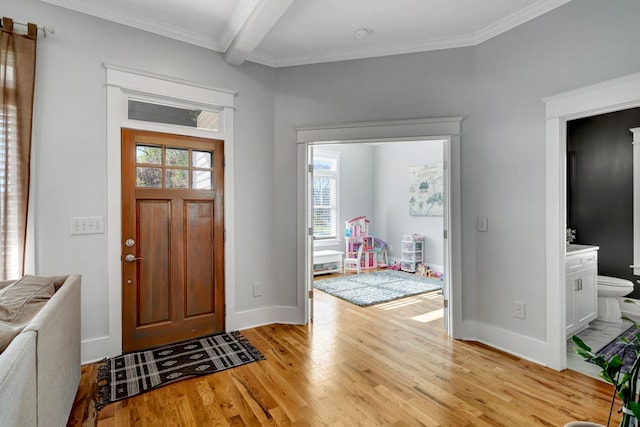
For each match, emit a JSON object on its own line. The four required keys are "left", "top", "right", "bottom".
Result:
{"left": 223, "top": 0, "right": 293, "bottom": 66}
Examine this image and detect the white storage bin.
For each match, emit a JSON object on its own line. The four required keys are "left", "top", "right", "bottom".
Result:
{"left": 401, "top": 261, "right": 418, "bottom": 272}
{"left": 402, "top": 252, "right": 419, "bottom": 261}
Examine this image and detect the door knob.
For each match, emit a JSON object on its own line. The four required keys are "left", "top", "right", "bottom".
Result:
{"left": 124, "top": 254, "right": 143, "bottom": 263}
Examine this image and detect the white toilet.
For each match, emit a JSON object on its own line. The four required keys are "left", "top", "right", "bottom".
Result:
{"left": 597, "top": 275, "right": 634, "bottom": 323}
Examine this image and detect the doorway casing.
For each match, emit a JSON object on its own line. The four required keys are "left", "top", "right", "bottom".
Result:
{"left": 86, "top": 64, "right": 236, "bottom": 362}
{"left": 296, "top": 117, "right": 463, "bottom": 337}
{"left": 544, "top": 71, "right": 640, "bottom": 370}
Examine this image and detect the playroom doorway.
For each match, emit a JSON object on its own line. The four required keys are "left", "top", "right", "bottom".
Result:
{"left": 296, "top": 117, "right": 463, "bottom": 338}
{"left": 310, "top": 140, "right": 446, "bottom": 318}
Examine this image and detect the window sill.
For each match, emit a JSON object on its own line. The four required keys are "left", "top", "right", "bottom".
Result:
{"left": 314, "top": 239, "right": 342, "bottom": 248}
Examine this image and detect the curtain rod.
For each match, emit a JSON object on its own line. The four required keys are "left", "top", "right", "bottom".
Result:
{"left": 0, "top": 19, "right": 55, "bottom": 38}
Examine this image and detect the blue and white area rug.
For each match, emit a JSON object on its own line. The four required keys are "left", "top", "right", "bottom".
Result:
{"left": 314, "top": 270, "right": 442, "bottom": 307}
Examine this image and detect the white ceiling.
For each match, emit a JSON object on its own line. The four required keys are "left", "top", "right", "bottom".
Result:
{"left": 40, "top": 0, "right": 571, "bottom": 67}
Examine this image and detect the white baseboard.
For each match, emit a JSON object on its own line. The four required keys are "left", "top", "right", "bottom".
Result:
{"left": 475, "top": 321, "right": 548, "bottom": 366}
{"left": 227, "top": 305, "right": 305, "bottom": 332}
{"left": 81, "top": 336, "right": 117, "bottom": 364}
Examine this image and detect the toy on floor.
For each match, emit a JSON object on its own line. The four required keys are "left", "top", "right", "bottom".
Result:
{"left": 388, "top": 262, "right": 401, "bottom": 271}
{"left": 414, "top": 262, "right": 441, "bottom": 278}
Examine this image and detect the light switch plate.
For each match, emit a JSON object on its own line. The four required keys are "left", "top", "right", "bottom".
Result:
{"left": 70, "top": 216, "right": 105, "bottom": 235}
{"left": 477, "top": 216, "right": 488, "bottom": 232}
{"left": 253, "top": 282, "right": 262, "bottom": 297}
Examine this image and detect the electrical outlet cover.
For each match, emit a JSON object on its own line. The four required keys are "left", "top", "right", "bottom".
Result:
{"left": 514, "top": 301, "right": 526, "bottom": 319}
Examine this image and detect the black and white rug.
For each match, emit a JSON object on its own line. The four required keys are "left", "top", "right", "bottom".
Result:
{"left": 96, "top": 331, "right": 265, "bottom": 409}
{"left": 594, "top": 325, "right": 640, "bottom": 373}
{"left": 314, "top": 270, "right": 442, "bottom": 307}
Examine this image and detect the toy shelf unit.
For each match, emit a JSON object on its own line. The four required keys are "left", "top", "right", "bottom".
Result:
{"left": 313, "top": 250, "right": 343, "bottom": 275}
{"left": 344, "top": 216, "right": 388, "bottom": 270}
{"left": 401, "top": 234, "right": 424, "bottom": 272}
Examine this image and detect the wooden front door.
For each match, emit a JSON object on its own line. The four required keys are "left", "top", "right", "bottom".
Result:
{"left": 121, "top": 128, "right": 225, "bottom": 352}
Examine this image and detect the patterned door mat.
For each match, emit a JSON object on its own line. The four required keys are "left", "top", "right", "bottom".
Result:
{"left": 96, "top": 331, "right": 265, "bottom": 409}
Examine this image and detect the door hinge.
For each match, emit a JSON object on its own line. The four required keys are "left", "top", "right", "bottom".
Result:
{"left": 224, "top": 229, "right": 226, "bottom": 242}
{"left": 308, "top": 227, "right": 313, "bottom": 236}
{"left": 443, "top": 229, "right": 448, "bottom": 239}
{"left": 308, "top": 164, "right": 313, "bottom": 173}
{"left": 308, "top": 290, "right": 313, "bottom": 298}
{"left": 443, "top": 160, "right": 448, "bottom": 170}
{"left": 443, "top": 299, "right": 449, "bottom": 308}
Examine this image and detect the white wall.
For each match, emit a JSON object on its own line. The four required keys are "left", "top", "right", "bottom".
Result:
{"left": 466, "top": 0, "right": 640, "bottom": 342}
{"left": 374, "top": 141, "right": 444, "bottom": 269}
{"left": 4, "top": 0, "right": 278, "bottom": 360}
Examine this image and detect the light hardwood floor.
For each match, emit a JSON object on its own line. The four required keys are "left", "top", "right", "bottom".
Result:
{"left": 68, "top": 283, "right": 619, "bottom": 426}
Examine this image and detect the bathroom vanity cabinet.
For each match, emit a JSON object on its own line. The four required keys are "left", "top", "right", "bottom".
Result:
{"left": 565, "top": 245, "right": 599, "bottom": 337}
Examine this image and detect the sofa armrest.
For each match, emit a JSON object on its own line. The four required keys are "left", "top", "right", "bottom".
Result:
{"left": 0, "top": 331, "right": 37, "bottom": 427}
{"left": 24, "top": 274, "right": 81, "bottom": 427}
{"left": 0, "top": 279, "right": 15, "bottom": 292}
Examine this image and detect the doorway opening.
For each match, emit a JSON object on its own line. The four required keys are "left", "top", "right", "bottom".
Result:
{"left": 296, "top": 117, "right": 463, "bottom": 339}
{"left": 543, "top": 71, "right": 640, "bottom": 370}
{"left": 309, "top": 140, "right": 447, "bottom": 326}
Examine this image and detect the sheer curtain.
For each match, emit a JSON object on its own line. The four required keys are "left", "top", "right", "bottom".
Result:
{"left": 0, "top": 18, "right": 37, "bottom": 280}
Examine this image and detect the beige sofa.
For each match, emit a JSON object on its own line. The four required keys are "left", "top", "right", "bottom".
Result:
{"left": 0, "top": 274, "right": 81, "bottom": 427}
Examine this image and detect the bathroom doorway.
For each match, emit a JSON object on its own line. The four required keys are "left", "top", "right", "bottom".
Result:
{"left": 544, "top": 71, "right": 640, "bottom": 371}
{"left": 565, "top": 108, "right": 640, "bottom": 378}
{"left": 567, "top": 108, "right": 640, "bottom": 292}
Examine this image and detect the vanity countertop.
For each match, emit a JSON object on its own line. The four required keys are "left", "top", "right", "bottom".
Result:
{"left": 566, "top": 244, "right": 599, "bottom": 256}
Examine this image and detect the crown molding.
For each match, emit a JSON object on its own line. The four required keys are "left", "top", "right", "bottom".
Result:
{"left": 248, "top": 34, "right": 477, "bottom": 68}
{"left": 475, "top": 0, "right": 572, "bottom": 44}
{"left": 40, "top": 0, "right": 224, "bottom": 52}
{"left": 41, "top": 0, "right": 572, "bottom": 68}
{"left": 249, "top": 0, "right": 572, "bottom": 68}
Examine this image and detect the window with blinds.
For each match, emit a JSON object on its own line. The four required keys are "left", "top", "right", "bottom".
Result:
{"left": 313, "top": 150, "right": 340, "bottom": 240}
{"left": 0, "top": 61, "right": 20, "bottom": 279}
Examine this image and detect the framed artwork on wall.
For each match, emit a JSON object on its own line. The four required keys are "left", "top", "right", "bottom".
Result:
{"left": 409, "top": 162, "right": 444, "bottom": 216}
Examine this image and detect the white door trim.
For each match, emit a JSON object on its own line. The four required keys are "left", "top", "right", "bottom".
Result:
{"left": 83, "top": 64, "right": 236, "bottom": 361}
{"left": 296, "top": 117, "right": 463, "bottom": 338}
{"left": 543, "top": 71, "right": 640, "bottom": 370}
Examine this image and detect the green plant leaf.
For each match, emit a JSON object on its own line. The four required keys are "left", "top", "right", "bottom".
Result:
{"left": 619, "top": 386, "right": 631, "bottom": 402}
{"left": 622, "top": 315, "right": 640, "bottom": 329}
{"left": 572, "top": 335, "right": 592, "bottom": 352}
{"left": 617, "top": 373, "right": 631, "bottom": 391}
{"left": 620, "top": 336, "right": 632, "bottom": 345}
{"left": 627, "top": 401, "right": 640, "bottom": 419}
{"left": 607, "top": 355, "right": 623, "bottom": 372}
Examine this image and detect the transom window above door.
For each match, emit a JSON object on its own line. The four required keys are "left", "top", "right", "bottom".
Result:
{"left": 128, "top": 99, "right": 219, "bottom": 131}
{"left": 135, "top": 144, "right": 214, "bottom": 189}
